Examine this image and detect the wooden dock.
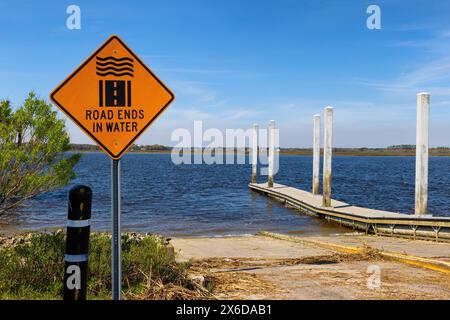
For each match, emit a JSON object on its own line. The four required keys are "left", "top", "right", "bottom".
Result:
{"left": 249, "top": 182, "right": 450, "bottom": 242}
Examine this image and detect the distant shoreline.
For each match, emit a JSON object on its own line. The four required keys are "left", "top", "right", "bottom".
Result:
{"left": 280, "top": 151, "right": 450, "bottom": 157}
{"left": 69, "top": 149, "right": 450, "bottom": 157}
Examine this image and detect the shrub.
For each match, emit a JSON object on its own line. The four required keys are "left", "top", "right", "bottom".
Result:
{"left": 0, "top": 232, "right": 190, "bottom": 300}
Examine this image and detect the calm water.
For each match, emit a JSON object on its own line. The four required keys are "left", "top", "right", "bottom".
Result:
{"left": 2, "top": 153, "right": 450, "bottom": 236}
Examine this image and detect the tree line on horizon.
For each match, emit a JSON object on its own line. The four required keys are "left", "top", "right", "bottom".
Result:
{"left": 69, "top": 143, "right": 171, "bottom": 151}
{"left": 70, "top": 144, "right": 450, "bottom": 152}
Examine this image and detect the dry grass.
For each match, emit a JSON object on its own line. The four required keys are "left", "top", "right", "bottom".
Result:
{"left": 190, "top": 249, "right": 384, "bottom": 270}
{"left": 188, "top": 259, "right": 280, "bottom": 299}
{"left": 175, "top": 248, "right": 387, "bottom": 299}
{"left": 125, "top": 279, "right": 213, "bottom": 300}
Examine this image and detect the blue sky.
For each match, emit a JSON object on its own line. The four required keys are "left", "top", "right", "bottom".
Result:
{"left": 2, "top": 0, "right": 450, "bottom": 147}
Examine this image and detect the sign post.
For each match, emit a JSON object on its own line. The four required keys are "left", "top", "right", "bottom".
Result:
{"left": 50, "top": 35, "right": 175, "bottom": 300}
{"left": 111, "top": 159, "right": 121, "bottom": 299}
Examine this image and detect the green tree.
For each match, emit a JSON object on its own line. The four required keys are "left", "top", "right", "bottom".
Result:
{"left": 0, "top": 92, "right": 81, "bottom": 215}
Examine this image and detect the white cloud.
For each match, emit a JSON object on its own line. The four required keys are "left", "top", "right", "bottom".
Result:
{"left": 348, "top": 55, "right": 450, "bottom": 100}
{"left": 171, "top": 81, "right": 218, "bottom": 103}
{"left": 155, "top": 68, "right": 239, "bottom": 75}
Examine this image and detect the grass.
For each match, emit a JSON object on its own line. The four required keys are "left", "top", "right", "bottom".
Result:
{"left": 0, "top": 232, "right": 205, "bottom": 300}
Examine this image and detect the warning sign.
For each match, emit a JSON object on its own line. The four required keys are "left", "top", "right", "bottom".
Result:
{"left": 50, "top": 35, "right": 175, "bottom": 159}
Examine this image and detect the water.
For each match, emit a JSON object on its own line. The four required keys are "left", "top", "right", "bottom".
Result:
{"left": 2, "top": 153, "right": 450, "bottom": 236}
{"left": 277, "top": 155, "right": 450, "bottom": 217}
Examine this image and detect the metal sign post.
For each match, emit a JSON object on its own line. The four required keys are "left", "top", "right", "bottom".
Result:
{"left": 111, "top": 159, "right": 121, "bottom": 300}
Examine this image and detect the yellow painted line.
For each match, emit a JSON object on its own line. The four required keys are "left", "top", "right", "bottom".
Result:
{"left": 382, "top": 251, "right": 450, "bottom": 274}
{"left": 258, "top": 231, "right": 363, "bottom": 254}
{"left": 259, "top": 231, "right": 450, "bottom": 274}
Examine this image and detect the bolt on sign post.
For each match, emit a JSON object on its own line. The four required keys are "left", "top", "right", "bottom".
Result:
{"left": 50, "top": 35, "right": 175, "bottom": 300}
{"left": 64, "top": 185, "right": 92, "bottom": 301}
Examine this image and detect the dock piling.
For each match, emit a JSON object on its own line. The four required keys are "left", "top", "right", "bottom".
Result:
{"left": 252, "top": 123, "right": 259, "bottom": 183}
{"left": 313, "top": 114, "right": 321, "bottom": 195}
{"left": 268, "top": 120, "right": 275, "bottom": 188}
{"left": 322, "top": 107, "right": 333, "bottom": 207}
{"left": 415, "top": 92, "right": 430, "bottom": 216}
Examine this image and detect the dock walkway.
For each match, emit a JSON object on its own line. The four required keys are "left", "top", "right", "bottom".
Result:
{"left": 249, "top": 183, "right": 450, "bottom": 241}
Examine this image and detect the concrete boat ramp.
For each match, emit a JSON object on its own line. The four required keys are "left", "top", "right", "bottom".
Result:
{"left": 171, "top": 233, "right": 450, "bottom": 299}
{"left": 249, "top": 182, "right": 450, "bottom": 242}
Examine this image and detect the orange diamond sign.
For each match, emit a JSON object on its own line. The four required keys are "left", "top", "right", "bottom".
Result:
{"left": 50, "top": 35, "right": 175, "bottom": 159}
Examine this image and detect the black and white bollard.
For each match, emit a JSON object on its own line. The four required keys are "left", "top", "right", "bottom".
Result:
{"left": 63, "top": 185, "right": 92, "bottom": 300}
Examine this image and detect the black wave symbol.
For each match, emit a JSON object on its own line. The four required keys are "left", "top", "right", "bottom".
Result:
{"left": 96, "top": 56, "right": 134, "bottom": 63}
{"left": 96, "top": 71, "right": 134, "bottom": 77}
{"left": 96, "top": 66, "right": 133, "bottom": 73}
{"left": 96, "top": 60, "right": 133, "bottom": 68}
{"left": 96, "top": 56, "right": 134, "bottom": 77}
